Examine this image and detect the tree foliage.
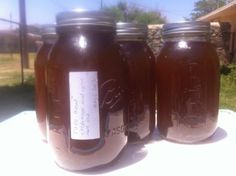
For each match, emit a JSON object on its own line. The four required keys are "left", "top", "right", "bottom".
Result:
{"left": 188, "top": 0, "right": 234, "bottom": 21}
{"left": 104, "top": 1, "right": 166, "bottom": 25}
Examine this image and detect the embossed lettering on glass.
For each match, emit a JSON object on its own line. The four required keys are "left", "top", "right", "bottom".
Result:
{"left": 116, "top": 23, "right": 156, "bottom": 142}
{"left": 47, "top": 11, "right": 128, "bottom": 170}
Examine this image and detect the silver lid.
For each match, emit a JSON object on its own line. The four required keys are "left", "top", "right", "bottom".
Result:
{"left": 116, "top": 22, "right": 147, "bottom": 41}
{"left": 41, "top": 24, "right": 57, "bottom": 41}
{"left": 41, "top": 24, "right": 56, "bottom": 35}
{"left": 56, "top": 10, "right": 115, "bottom": 28}
{"left": 162, "top": 22, "right": 210, "bottom": 38}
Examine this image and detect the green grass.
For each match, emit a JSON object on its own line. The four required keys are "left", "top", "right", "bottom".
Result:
{"left": 0, "top": 53, "right": 36, "bottom": 121}
{"left": 0, "top": 83, "right": 35, "bottom": 122}
{"left": 220, "top": 64, "right": 236, "bottom": 111}
{"left": 0, "top": 53, "right": 35, "bottom": 86}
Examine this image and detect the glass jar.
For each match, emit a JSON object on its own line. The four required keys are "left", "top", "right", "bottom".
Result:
{"left": 34, "top": 25, "right": 57, "bottom": 142}
{"left": 47, "top": 11, "right": 128, "bottom": 170}
{"left": 116, "top": 23, "right": 155, "bottom": 142}
{"left": 156, "top": 22, "right": 220, "bottom": 143}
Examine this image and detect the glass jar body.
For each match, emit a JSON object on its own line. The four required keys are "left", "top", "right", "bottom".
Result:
{"left": 47, "top": 28, "right": 128, "bottom": 170}
{"left": 156, "top": 38, "right": 220, "bottom": 143}
{"left": 118, "top": 41, "right": 155, "bottom": 142}
{"left": 35, "top": 42, "right": 54, "bottom": 141}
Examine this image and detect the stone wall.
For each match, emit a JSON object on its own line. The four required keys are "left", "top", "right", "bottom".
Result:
{"left": 147, "top": 22, "right": 230, "bottom": 64}
{"left": 211, "top": 22, "right": 231, "bottom": 64}
{"left": 147, "top": 24, "right": 163, "bottom": 58}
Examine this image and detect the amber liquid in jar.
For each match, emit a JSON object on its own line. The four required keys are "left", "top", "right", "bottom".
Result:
{"left": 47, "top": 12, "right": 128, "bottom": 171}
{"left": 118, "top": 41, "right": 155, "bottom": 142}
{"left": 35, "top": 38, "right": 55, "bottom": 141}
{"left": 156, "top": 40, "right": 220, "bottom": 143}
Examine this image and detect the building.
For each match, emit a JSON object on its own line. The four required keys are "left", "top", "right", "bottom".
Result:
{"left": 0, "top": 29, "right": 40, "bottom": 53}
{"left": 198, "top": 0, "right": 236, "bottom": 63}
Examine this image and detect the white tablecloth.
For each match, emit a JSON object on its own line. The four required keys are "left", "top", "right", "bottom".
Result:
{"left": 0, "top": 110, "right": 236, "bottom": 176}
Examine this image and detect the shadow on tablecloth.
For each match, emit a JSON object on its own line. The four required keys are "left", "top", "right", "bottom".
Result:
{"left": 0, "top": 84, "right": 34, "bottom": 122}
{"left": 76, "top": 142, "right": 147, "bottom": 175}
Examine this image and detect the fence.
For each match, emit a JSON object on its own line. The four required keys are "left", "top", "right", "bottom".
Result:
{"left": 0, "top": 19, "right": 38, "bottom": 86}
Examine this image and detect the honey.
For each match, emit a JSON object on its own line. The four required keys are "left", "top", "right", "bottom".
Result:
{"left": 34, "top": 25, "right": 56, "bottom": 141}
{"left": 156, "top": 22, "right": 220, "bottom": 143}
{"left": 116, "top": 23, "right": 155, "bottom": 142}
{"left": 47, "top": 11, "right": 128, "bottom": 170}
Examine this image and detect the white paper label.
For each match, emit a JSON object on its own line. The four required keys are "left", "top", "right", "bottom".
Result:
{"left": 69, "top": 72, "right": 100, "bottom": 140}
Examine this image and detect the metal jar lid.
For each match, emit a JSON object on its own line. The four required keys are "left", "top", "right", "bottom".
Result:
{"left": 162, "top": 21, "right": 210, "bottom": 38}
{"left": 116, "top": 22, "right": 148, "bottom": 41}
{"left": 41, "top": 24, "right": 57, "bottom": 41}
{"left": 41, "top": 24, "right": 56, "bottom": 35}
{"left": 56, "top": 10, "right": 115, "bottom": 28}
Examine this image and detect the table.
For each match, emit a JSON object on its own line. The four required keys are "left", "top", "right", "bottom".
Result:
{"left": 0, "top": 110, "right": 236, "bottom": 176}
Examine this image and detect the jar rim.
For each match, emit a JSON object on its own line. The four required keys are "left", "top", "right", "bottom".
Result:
{"left": 41, "top": 24, "right": 56, "bottom": 35}
{"left": 162, "top": 21, "right": 210, "bottom": 38}
{"left": 116, "top": 22, "right": 147, "bottom": 41}
{"left": 56, "top": 10, "right": 115, "bottom": 28}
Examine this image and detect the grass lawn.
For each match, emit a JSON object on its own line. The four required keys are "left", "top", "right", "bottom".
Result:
{"left": 0, "top": 53, "right": 235, "bottom": 122}
{"left": 0, "top": 53, "right": 35, "bottom": 121}
{"left": 0, "top": 84, "right": 34, "bottom": 122}
{"left": 0, "top": 53, "right": 35, "bottom": 86}
{"left": 219, "top": 64, "right": 236, "bottom": 111}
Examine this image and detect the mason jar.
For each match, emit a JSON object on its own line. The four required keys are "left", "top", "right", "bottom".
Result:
{"left": 47, "top": 11, "right": 128, "bottom": 170}
{"left": 156, "top": 22, "right": 220, "bottom": 143}
{"left": 34, "top": 24, "right": 57, "bottom": 142}
{"left": 116, "top": 23, "right": 155, "bottom": 142}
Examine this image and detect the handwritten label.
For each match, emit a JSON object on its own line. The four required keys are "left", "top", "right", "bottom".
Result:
{"left": 69, "top": 72, "right": 100, "bottom": 140}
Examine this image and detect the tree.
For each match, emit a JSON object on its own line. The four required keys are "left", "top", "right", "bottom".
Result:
{"left": 188, "top": 0, "right": 234, "bottom": 21}
{"left": 104, "top": 1, "right": 127, "bottom": 22}
{"left": 104, "top": 1, "right": 166, "bottom": 25}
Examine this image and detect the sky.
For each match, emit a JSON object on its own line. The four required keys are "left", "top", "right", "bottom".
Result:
{"left": 0, "top": 0, "right": 197, "bottom": 29}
